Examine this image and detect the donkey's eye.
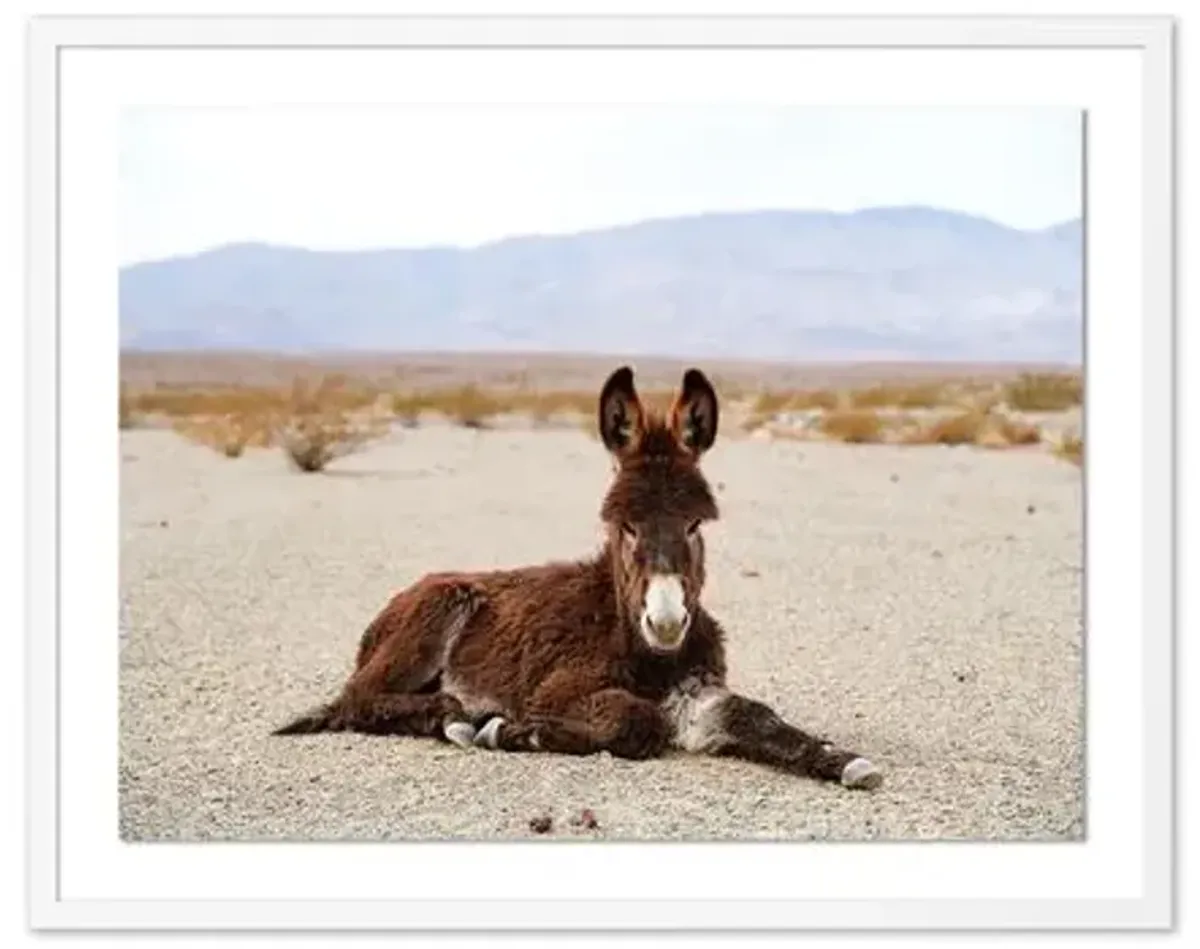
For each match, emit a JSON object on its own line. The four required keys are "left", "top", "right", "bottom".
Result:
{"left": 620, "top": 523, "right": 638, "bottom": 542}
{"left": 686, "top": 520, "right": 703, "bottom": 537}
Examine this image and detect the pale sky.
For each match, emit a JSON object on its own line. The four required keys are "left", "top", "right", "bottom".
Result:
{"left": 120, "top": 105, "right": 1082, "bottom": 265}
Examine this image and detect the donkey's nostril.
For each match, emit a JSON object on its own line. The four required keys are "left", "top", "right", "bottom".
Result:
{"left": 646, "top": 609, "right": 689, "bottom": 643}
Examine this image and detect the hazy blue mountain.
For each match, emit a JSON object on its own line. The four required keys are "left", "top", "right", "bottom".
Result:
{"left": 119, "top": 207, "right": 1083, "bottom": 362}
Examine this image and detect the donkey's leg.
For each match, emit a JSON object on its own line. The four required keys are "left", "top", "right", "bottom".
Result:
{"left": 272, "top": 573, "right": 483, "bottom": 739}
{"left": 664, "top": 679, "right": 882, "bottom": 789}
{"left": 328, "top": 690, "right": 474, "bottom": 740}
{"left": 272, "top": 689, "right": 470, "bottom": 739}
{"left": 473, "top": 687, "right": 671, "bottom": 761}
{"left": 352, "top": 572, "right": 484, "bottom": 685}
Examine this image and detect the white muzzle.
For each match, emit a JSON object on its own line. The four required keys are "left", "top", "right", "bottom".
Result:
{"left": 639, "top": 574, "right": 691, "bottom": 652}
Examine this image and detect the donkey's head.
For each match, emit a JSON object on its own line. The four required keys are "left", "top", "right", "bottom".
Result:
{"left": 597, "top": 366, "right": 720, "bottom": 655}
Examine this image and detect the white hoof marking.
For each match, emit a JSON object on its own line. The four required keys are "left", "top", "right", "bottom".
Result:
{"left": 474, "top": 717, "right": 505, "bottom": 750}
{"left": 841, "top": 757, "right": 883, "bottom": 790}
{"left": 443, "top": 721, "right": 477, "bottom": 749}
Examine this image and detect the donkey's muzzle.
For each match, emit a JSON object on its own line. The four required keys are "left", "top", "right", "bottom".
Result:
{"left": 645, "top": 614, "right": 689, "bottom": 646}
{"left": 640, "top": 575, "right": 691, "bottom": 652}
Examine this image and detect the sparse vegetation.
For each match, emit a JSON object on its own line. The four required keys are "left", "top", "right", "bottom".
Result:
{"left": 749, "top": 390, "right": 794, "bottom": 419}
{"left": 759, "top": 388, "right": 842, "bottom": 414}
{"left": 819, "top": 410, "right": 885, "bottom": 444}
{"left": 173, "top": 412, "right": 272, "bottom": 457}
{"left": 391, "top": 391, "right": 434, "bottom": 428}
{"left": 280, "top": 415, "right": 388, "bottom": 472}
{"left": 211, "top": 417, "right": 250, "bottom": 457}
{"left": 903, "top": 410, "right": 990, "bottom": 446}
{"left": 1055, "top": 433, "right": 1083, "bottom": 466}
{"left": 123, "top": 376, "right": 381, "bottom": 422}
{"left": 119, "top": 385, "right": 138, "bottom": 430}
{"left": 120, "top": 363, "right": 1075, "bottom": 462}
{"left": 280, "top": 376, "right": 392, "bottom": 472}
{"left": 1003, "top": 372, "right": 1083, "bottom": 413}
{"left": 996, "top": 416, "right": 1042, "bottom": 447}
{"left": 742, "top": 388, "right": 841, "bottom": 431}
{"left": 901, "top": 410, "right": 1043, "bottom": 449}
{"left": 432, "top": 384, "right": 503, "bottom": 429}
{"left": 848, "top": 382, "right": 946, "bottom": 410}
{"left": 902, "top": 412, "right": 988, "bottom": 448}
{"left": 521, "top": 390, "right": 594, "bottom": 427}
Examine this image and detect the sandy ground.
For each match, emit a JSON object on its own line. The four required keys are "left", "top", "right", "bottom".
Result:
{"left": 119, "top": 424, "right": 1083, "bottom": 842}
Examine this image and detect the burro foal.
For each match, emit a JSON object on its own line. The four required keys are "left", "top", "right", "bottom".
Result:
{"left": 273, "top": 366, "right": 882, "bottom": 790}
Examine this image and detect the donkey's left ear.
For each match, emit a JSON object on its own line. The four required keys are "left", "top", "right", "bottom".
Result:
{"left": 598, "top": 365, "right": 646, "bottom": 457}
{"left": 670, "top": 368, "right": 719, "bottom": 455}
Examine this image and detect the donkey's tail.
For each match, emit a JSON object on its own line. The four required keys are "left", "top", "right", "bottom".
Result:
{"left": 271, "top": 702, "right": 338, "bottom": 735}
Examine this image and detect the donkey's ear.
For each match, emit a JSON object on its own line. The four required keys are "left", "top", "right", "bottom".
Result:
{"left": 669, "top": 368, "right": 719, "bottom": 455}
{"left": 598, "top": 366, "right": 645, "bottom": 455}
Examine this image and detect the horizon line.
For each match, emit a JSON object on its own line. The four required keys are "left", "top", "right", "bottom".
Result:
{"left": 121, "top": 203, "right": 1084, "bottom": 268}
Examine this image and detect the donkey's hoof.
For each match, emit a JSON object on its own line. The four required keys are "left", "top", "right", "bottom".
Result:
{"left": 474, "top": 716, "right": 506, "bottom": 750}
{"left": 444, "top": 721, "right": 477, "bottom": 750}
{"left": 841, "top": 757, "right": 883, "bottom": 790}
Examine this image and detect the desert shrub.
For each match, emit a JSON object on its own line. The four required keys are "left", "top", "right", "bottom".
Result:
{"left": 119, "top": 385, "right": 138, "bottom": 430}
{"left": 434, "top": 384, "right": 503, "bottom": 429}
{"left": 272, "top": 375, "right": 393, "bottom": 471}
{"left": 1004, "top": 372, "right": 1083, "bottom": 412}
{"left": 903, "top": 410, "right": 1043, "bottom": 448}
{"left": 789, "top": 389, "right": 842, "bottom": 412}
{"left": 240, "top": 414, "right": 279, "bottom": 447}
{"left": 750, "top": 390, "right": 793, "bottom": 419}
{"left": 819, "top": 410, "right": 885, "bottom": 444}
{"left": 904, "top": 411, "right": 990, "bottom": 446}
{"left": 956, "top": 383, "right": 1005, "bottom": 413}
{"left": 127, "top": 384, "right": 287, "bottom": 419}
{"left": 219, "top": 428, "right": 248, "bottom": 458}
{"left": 752, "top": 388, "right": 840, "bottom": 414}
{"left": 280, "top": 414, "right": 389, "bottom": 473}
{"left": 512, "top": 389, "right": 594, "bottom": 426}
{"left": 849, "top": 382, "right": 947, "bottom": 410}
{"left": 171, "top": 413, "right": 265, "bottom": 457}
{"left": 391, "top": 391, "right": 434, "bottom": 428}
{"left": 743, "top": 388, "right": 839, "bottom": 432}
{"left": 1055, "top": 433, "right": 1083, "bottom": 466}
{"left": 997, "top": 417, "right": 1042, "bottom": 446}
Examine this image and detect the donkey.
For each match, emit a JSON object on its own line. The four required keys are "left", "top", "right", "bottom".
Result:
{"left": 273, "top": 366, "right": 882, "bottom": 790}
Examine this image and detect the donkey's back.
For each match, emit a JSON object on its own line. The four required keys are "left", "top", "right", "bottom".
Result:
{"left": 368, "top": 556, "right": 626, "bottom": 710}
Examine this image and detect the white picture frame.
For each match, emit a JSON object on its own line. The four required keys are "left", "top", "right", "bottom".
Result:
{"left": 26, "top": 12, "right": 1177, "bottom": 933}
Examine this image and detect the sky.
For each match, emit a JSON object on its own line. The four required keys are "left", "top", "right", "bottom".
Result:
{"left": 119, "top": 105, "right": 1082, "bottom": 266}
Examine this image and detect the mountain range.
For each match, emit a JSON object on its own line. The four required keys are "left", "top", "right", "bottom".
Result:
{"left": 119, "top": 206, "right": 1083, "bottom": 363}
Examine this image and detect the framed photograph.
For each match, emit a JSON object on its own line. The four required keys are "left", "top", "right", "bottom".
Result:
{"left": 26, "top": 11, "right": 1176, "bottom": 933}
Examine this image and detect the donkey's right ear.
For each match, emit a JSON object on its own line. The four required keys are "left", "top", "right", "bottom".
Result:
{"left": 598, "top": 366, "right": 645, "bottom": 456}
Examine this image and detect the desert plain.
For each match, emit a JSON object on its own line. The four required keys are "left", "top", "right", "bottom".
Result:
{"left": 119, "top": 354, "right": 1084, "bottom": 842}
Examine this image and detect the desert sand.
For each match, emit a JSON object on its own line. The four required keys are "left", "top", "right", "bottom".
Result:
{"left": 119, "top": 423, "right": 1083, "bottom": 842}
